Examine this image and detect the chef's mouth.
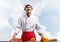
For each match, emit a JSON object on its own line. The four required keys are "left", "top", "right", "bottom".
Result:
{"left": 27, "top": 9, "right": 30, "bottom": 11}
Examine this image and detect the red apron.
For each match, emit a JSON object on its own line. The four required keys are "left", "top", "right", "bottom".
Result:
{"left": 21, "top": 31, "right": 36, "bottom": 41}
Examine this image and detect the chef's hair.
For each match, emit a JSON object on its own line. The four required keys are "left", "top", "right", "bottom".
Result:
{"left": 24, "top": 4, "right": 33, "bottom": 10}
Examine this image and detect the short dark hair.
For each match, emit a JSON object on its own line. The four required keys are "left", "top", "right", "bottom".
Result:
{"left": 24, "top": 4, "right": 33, "bottom": 10}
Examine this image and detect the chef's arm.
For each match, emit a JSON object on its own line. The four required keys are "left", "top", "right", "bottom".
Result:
{"left": 38, "top": 32, "right": 44, "bottom": 42}
{"left": 12, "top": 32, "right": 17, "bottom": 39}
{"left": 38, "top": 32, "right": 44, "bottom": 40}
{"left": 36, "top": 23, "right": 45, "bottom": 41}
{"left": 10, "top": 18, "right": 22, "bottom": 41}
{"left": 36, "top": 24, "right": 44, "bottom": 37}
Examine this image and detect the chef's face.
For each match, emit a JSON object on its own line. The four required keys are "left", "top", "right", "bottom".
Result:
{"left": 25, "top": 5, "right": 32, "bottom": 13}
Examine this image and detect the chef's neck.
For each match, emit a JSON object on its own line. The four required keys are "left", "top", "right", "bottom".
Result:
{"left": 26, "top": 12, "right": 31, "bottom": 17}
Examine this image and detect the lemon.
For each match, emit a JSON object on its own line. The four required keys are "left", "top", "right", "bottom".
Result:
{"left": 44, "top": 37, "right": 48, "bottom": 42}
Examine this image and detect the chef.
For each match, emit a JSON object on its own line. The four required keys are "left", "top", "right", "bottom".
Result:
{"left": 12, "top": 4, "right": 44, "bottom": 42}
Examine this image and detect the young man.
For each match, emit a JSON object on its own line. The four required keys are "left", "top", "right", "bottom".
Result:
{"left": 12, "top": 4, "right": 44, "bottom": 42}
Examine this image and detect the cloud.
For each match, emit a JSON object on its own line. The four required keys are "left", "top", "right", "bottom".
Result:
{"left": 41, "top": 25, "right": 51, "bottom": 38}
{"left": 0, "top": 0, "right": 24, "bottom": 41}
{"left": 54, "top": 31, "right": 60, "bottom": 40}
{"left": 44, "top": 0, "right": 60, "bottom": 40}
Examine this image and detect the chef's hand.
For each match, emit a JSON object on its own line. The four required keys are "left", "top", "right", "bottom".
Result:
{"left": 10, "top": 32, "right": 18, "bottom": 42}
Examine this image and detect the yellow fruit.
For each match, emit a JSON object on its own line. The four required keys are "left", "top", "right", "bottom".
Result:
{"left": 44, "top": 37, "right": 48, "bottom": 42}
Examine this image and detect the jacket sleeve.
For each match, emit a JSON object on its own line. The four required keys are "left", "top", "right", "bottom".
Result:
{"left": 17, "top": 18, "right": 22, "bottom": 29}
{"left": 15, "top": 17, "right": 22, "bottom": 33}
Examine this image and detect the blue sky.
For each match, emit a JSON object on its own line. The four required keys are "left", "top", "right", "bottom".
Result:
{"left": 39, "top": 0, "right": 60, "bottom": 35}
{"left": 0, "top": 0, "right": 60, "bottom": 41}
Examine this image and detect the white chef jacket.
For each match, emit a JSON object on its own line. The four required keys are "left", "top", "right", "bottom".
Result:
{"left": 16, "top": 14, "right": 43, "bottom": 34}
